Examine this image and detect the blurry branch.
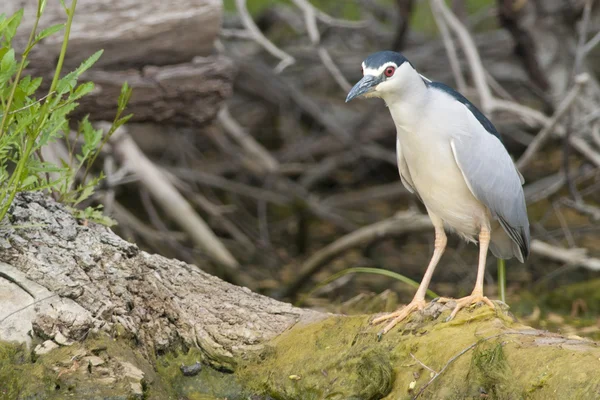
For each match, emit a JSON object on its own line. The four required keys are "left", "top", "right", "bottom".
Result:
{"left": 280, "top": 211, "right": 433, "bottom": 299}
{"left": 290, "top": 0, "right": 352, "bottom": 91}
{"left": 496, "top": 0, "right": 550, "bottom": 91}
{"left": 218, "top": 107, "right": 280, "bottom": 172}
{"left": 168, "top": 168, "right": 290, "bottom": 204}
{"left": 166, "top": 173, "right": 257, "bottom": 253}
{"left": 235, "top": 0, "right": 295, "bottom": 73}
{"left": 110, "top": 127, "right": 244, "bottom": 281}
{"left": 531, "top": 240, "right": 600, "bottom": 272}
{"left": 516, "top": 75, "right": 588, "bottom": 170}
{"left": 392, "top": 0, "right": 415, "bottom": 51}
{"left": 430, "top": 0, "right": 549, "bottom": 126}
{"left": 295, "top": 0, "right": 368, "bottom": 28}
{"left": 112, "top": 201, "right": 187, "bottom": 243}
{"left": 561, "top": 198, "right": 600, "bottom": 222}
{"left": 430, "top": 0, "right": 467, "bottom": 92}
{"left": 569, "top": 136, "right": 600, "bottom": 167}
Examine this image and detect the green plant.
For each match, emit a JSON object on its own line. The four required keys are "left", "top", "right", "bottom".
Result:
{"left": 0, "top": 0, "right": 132, "bottom": 225}
{"left": 298, "top": 266, "right": 439, "bottom": 306}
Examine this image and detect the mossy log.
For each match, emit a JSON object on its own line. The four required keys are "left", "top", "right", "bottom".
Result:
{"left": 1, "top": 193, "right": 599, "bottom": 399}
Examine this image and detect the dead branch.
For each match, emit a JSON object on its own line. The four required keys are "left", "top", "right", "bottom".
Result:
{"left": 281, "top": 211, "right": 433, "bottom": 298}
{"left": 109, "top": 126, "right": 243, "bottom": 278}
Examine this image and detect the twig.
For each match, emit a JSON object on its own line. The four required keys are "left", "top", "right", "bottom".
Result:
{"left": 291, "top": 0, "right": 352, "bottom": 91}
{"left": 218, "top": 107, "right": 280, "bottom": 173}
{"left": 414, "top": 332, "right": 525, "bottom": 398}
{"left": 410, "top": 353, "right": 437, "bottom": 375}
{"left": 110, "top": 128, "right": 243, "bottom": 277}
{"left": 165, "top": 172, "right": 257, "bottom": 252}
{"left": 516, "top": 75, "right": 588, "bottom": 170}
{"left": 235, "top": 0, "right": 295, "bottom": 73}
{"left": 562, "top": 198, "right": 600, "bottom": 222}
{"left": 112, "top": 201, "right": 187, "bottom": 243}
{"left": 167, "top": 167, "right": 290, "bottom": 204}
{"left": 430, "top": 0, "right": 492, "bottom": 113}
{"left": 531, "top": 239, "right": 600, "bottom": 271}
{"left": 430, "top": 0, "right": 467, "bottom": 92}
{"left": 280, "top": 211, "right": 433, "bottom": 298}
{"left": 569, "top": 135, "right": 600, "bottom": 168}
{"left": 431, "top": 0, "right": 554, "bottom": 128}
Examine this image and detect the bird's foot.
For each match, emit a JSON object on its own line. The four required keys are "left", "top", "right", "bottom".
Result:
{"left": 435, "top": 292, "right": 495, "bottom": 321}
{"left": 371, "top": 299, "right": 427, "bottom": 336}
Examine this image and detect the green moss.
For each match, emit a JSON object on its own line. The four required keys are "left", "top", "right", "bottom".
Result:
{"left": 235, "top": 304, "right": 600, "bottom": 399}
{"left": 156, "top": 348, "right": 247, "bottom": 399}
{"left": 469, "top": 342, "right": 519, "bottom": 399}
{"left": 0, "top": 334, "right": 174, "bottom": 400}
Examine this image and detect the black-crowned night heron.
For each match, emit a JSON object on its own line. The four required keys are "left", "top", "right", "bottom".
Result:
{"left": 346, "top": 51, "right": 530, "bottom": 335}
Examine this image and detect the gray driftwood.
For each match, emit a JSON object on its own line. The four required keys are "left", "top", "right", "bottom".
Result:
{"left": 4, "top": 0, "right": 231, "bottom": 125}
{"left": 1, "top": 193, "right": 600, "bottom": 400}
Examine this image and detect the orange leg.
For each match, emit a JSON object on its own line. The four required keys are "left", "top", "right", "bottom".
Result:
{"left": 373, "top": 221, "right": 447, "bottom": 335}
{"left": 437, "top": 225, "right": 495, "bottom": 319}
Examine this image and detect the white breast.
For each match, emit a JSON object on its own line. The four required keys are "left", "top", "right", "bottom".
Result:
{"left": 391, "top": 92, "right": 490, "bottom": 240}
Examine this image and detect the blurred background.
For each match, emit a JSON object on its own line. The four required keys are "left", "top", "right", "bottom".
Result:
{"left": 10, "top": 0, "right": 600, "bottom": 338}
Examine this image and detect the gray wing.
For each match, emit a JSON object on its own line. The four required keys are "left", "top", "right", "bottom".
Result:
{"left": 396, "top": 138, "right": 422, "bottom": 202}
{"left": 450, "top": 134, "right": 530, "bottom": 261}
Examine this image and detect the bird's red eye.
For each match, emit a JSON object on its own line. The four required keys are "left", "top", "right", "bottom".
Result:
{"left": 384, "top": 66, "right": 395, "bottom": 77}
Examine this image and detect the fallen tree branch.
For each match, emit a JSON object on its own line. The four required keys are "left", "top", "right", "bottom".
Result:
{"left": 1, "top": 193, "right": 600, "bottom": 399}
{"left": 281, "top": 211, "right": 433, "bottom": 298}
{"left": 236, "top": 0, "right": 296, "bottom": 73}
{"left": 517, "top": 74, "right": 588, "bottom": 169}
{"left": 109, "top": 126, "right": 243, "bottom": 278}
{"left": 531, "top": 239, "right": 600, "bottom": 271}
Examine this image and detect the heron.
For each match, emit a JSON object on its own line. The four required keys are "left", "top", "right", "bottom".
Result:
{"left": 346, "top": 51, "right": 530, "bottom": 335}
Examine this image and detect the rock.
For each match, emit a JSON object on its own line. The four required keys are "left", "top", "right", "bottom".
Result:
{"left": 84, "top": 355, "right": 105, "bottom": 367}
{"left": 54, "top": 331, "right": 73, "bottom": 346}
{"left": 34, "top": 340, "right": 59, "bottom": 355}
{"left": 180, "top": 361, "right": 202, "bottom": 376}
{"left": 120, "top": 360, "right": 145, "bottom": 381}
{"left": 130, "top": 382, "right": 144, "bottom": 396}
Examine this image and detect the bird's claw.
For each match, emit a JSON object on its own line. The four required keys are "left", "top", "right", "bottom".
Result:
{"left": 371, "top": 299, "right": 427, "bottom": 336}
{"left": 436, "top": 293, "right": 495, "bottom": 321}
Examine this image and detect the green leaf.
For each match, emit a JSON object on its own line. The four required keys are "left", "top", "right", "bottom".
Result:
{"left": 75, "top": 50, "right": 103, "bottom": 77}
{"left": 118, "top": 81, "right": 132, "bottom": 111}
{"left": 2, "top": 9, "right": 23, "bottom": 46}
{"left": 0, "top": 48, "right": 16, "bottom": 85}
{"left": 38, "top": 0, "right": 48, "bottom": 16}
{"left": 74, "top": 185, "right": 95, "bottom": 205}
{"left": 71, "top": 81, "right": 94, "bottom": 100}
{"left": 114, "top": 114, "right": 133, "bottom": 129}
{"left": 33, "top": 23, "right": 64, "bottom": 44}
{"left": 20, "top": 175, "right": 37, "bottom": 189}
{"left": 56, "top": 50, "right": 103, "bottom": 95}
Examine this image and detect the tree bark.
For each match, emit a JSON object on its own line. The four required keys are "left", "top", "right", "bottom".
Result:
{"left": 1, "top": 193, "right": 600, "bottom": 399}
{"left": 4, "top": 0, "right": 231, "bottom": 125}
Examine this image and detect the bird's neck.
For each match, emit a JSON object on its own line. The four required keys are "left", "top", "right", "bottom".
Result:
{"left": 385, "top": 74, "right": 429, "bottom": 132}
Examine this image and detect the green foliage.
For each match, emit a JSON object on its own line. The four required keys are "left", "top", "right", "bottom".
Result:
{"left": 0, "top": 0, "right": 132, "bottom": 225}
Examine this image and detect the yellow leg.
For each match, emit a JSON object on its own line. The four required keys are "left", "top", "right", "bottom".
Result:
{"left": 373, "top": 221, "right": 447, "bottom": 335}
{"left": 437, "top": 225, "right": 495, "bottom": 319}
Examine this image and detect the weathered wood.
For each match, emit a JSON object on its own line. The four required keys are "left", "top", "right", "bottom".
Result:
{"left": 7, "top": 0, "right": 222, "bottom": 69}
{"left": 75, "top": 56, "right": 235, "bottom": 125}
{"left": 0, "top": 192, "right": 318, "bottom": 370}
{"left": 1, "top": 193, "right": 600, "bottom": 399}
{"left": 4, "top": 0, "right": 231, "bottom": 125}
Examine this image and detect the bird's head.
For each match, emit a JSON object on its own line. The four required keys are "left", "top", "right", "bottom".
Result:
{"left": 346, "top": 51, "right": 417, "bottom": 103}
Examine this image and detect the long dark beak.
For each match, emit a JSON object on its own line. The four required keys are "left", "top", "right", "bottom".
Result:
{"left": 345, "top": 75, "right": 381, "bottom": 102}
